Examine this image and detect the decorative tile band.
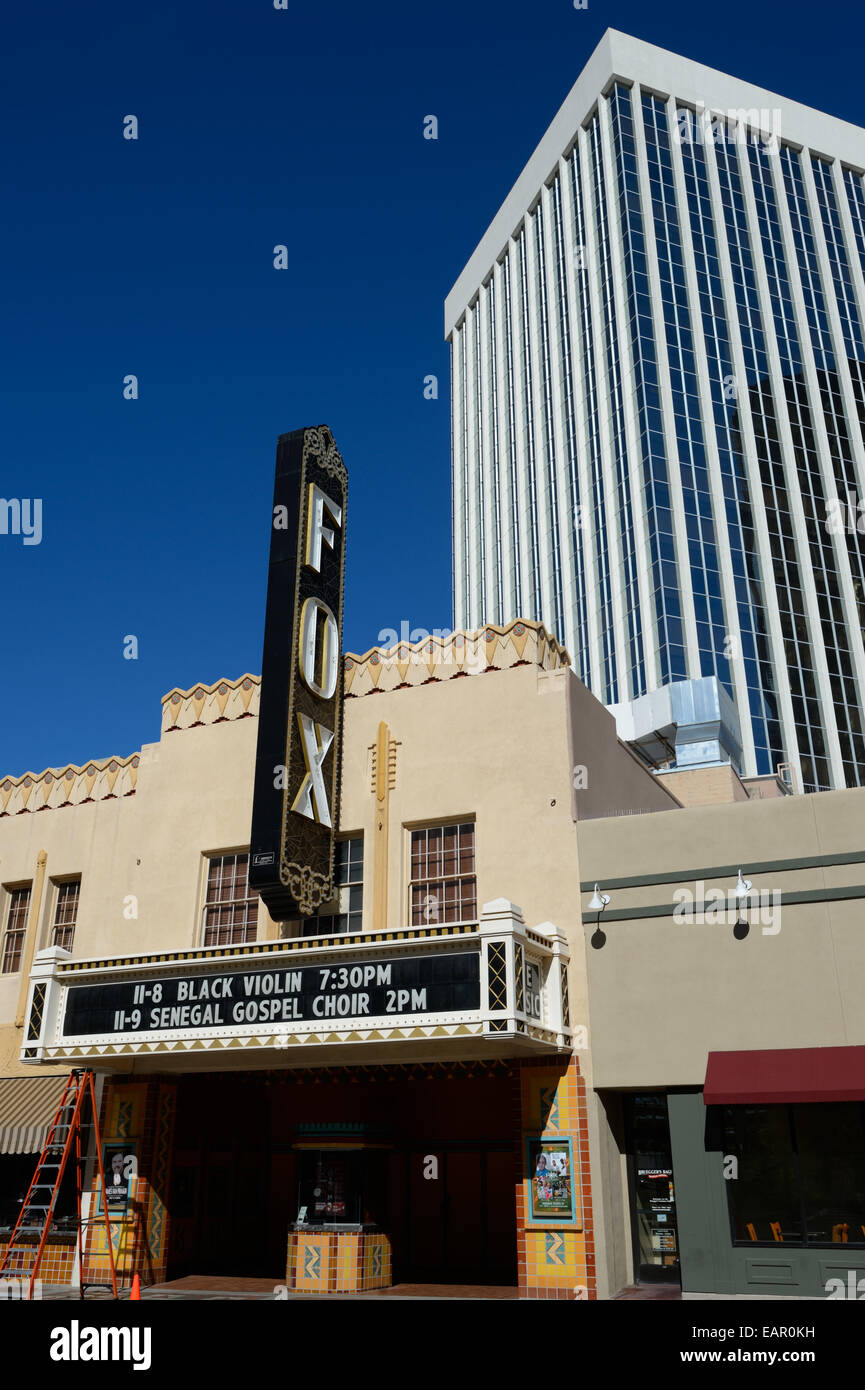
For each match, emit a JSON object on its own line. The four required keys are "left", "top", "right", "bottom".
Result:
{"left": 0, "top": 755, "right": 139, "bottom": 816}
{"left": 161, "top": 674, "right": 260, "bottom": 733}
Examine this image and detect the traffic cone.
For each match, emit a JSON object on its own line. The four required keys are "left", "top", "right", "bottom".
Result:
{"left": 130, "top": 1273, "right": 141, "bottom": 1301}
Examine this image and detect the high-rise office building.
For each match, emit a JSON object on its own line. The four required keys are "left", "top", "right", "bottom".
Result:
{"left": 445, "top": 30, "right": 865, "bottom": 791}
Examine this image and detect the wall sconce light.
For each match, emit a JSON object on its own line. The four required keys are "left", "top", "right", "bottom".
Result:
{"left": 733, "top": 870, "right": 752, "bottom": 900}
{"left": 733, "top": 868, "right": 752, "bottom": 939}
{"left": 588, "top": 884, "right": 610, "bottom": 916}
{"left": 588, "top": 884, "right": 610, "bottom": 949}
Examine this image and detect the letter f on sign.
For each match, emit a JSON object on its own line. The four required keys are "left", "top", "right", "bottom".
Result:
{"left": 305, "top": 484, "right": 342, "bottom": 573}
{"left": 291, "top": 714, "right": 334, "bottom": 825}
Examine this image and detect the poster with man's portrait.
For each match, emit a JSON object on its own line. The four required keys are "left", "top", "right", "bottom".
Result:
{"left": 98, "top": 1143, "right": 137, "bottom": 1213}
{"left": 526, "top": 1138, "right": 575, "bottom": 1224}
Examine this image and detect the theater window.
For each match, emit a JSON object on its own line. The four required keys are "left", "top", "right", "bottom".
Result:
{"left": 409, "top": 823, "right": 476, "bottom": 926}
{"left": 296, "top": 836, "right": 363, "bottom": 937}
{"left": 201, "top": 852, "right": 259, "bottom": 947}
{"left": 721, "top": 1102, "right": 865, "bottom": 1247}
{"left": 1, "top": 885, "right": 31, "bottom": 974}
{"left": 50, "top": 879, "right": 80, "bottom": 952}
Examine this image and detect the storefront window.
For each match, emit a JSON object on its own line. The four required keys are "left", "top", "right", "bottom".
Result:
{"left": 722, "top": 1105, "right": 802, "bottom": 1243}
{"left": 0, "top": 1154, "right": 78, "bottom": 1232}
{"left": 795, "top": 1103, "right": 865, "bottom": 1246}
{"left": 722, "top": 1102, "right": 865, "bottom": 1246}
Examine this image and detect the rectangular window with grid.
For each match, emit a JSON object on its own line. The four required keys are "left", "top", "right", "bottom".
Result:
{"left": 51, "top": 880, "right": 80, "bottom": 952}
{"left": 2, "top": 886, "right": 32, "bottom": 974}
{"left": 299, "top": 837, "right": 363, "bottom": 937}
{"left": 202, "top": 853, "right": 258, "bottom": 947}
{"left": 409, "top": 823, "right": 476, "bottom": 926}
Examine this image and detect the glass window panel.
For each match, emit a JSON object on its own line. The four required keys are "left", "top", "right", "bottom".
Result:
{"left": 795, "top": 1103, "right": 865, "bottom": 1244}
{"left": 723, "top": 1105, "right": 803, "bottom": 1243}
{"left": 409, "top": 823, "right": 476, "bottom": 925}
{"left": 443, "top": 825, "right": 458, "bottom": 875}
{"left": 410, "top": 832, "right": 424, "bottom": 876}
{"left": 427, "top": 828, "right": 442, "bottom": 879}
{"left": 203, "top": 854, "right": 258, "bottom": 946}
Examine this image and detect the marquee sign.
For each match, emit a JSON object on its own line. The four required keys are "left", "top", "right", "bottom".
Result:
{"left": 22, "top": 917, "right": 572, "bottom": 1066}
{"left": 250, "top": 425, "right": 348, "bottom": 920}
{"left": 61, "top": 953, "right": 481, "bottom": 1036}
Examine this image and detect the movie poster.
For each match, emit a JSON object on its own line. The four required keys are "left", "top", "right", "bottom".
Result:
{"left": 527, "top": 1138, "right": 575, "bottom": 1222}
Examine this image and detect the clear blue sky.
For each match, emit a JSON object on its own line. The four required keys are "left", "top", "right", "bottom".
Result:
{"left": 2, "top": 0, "right": 863, "bottom": 776}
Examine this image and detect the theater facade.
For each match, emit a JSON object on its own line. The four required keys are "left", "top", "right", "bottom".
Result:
{"left": 3, "top": 619, "right": 863, "bottom": 1299}
{"left": 1, "top": 620, "right": 678, "bottom": 1298}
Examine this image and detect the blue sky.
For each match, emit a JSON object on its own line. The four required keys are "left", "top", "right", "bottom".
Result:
{"left": 2, "top": 0, "right": 863, "bottom": 776}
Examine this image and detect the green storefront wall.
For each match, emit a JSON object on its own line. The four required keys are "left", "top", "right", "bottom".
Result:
{"left": 667, "top": 1091, "right": 865, "bottom": 1298}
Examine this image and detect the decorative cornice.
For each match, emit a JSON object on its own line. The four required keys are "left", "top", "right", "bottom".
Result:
{"left": 1, "top": 623, "right": 569, "bottom": 798}
{"left": 161, "top": 673, "right": 260, "bottom": 732}
{"left": 343, "top": 619, "right": 570, "bottom": 698}
{"left": 0, "top": 755, "right": 140, "bottom": 817}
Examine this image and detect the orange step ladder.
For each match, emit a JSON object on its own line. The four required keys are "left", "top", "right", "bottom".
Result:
{"left": 0, "top": 1069, "right": 119, "bottom": 1300}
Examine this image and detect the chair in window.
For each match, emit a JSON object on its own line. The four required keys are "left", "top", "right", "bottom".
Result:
{"left": 745, "top": 1222, "right": 758, "bottom": 1241}
{"left": 769, "top": 1221, "right": 783, "bottom": 1242}
{"left": 832, "top": 1223, "right": 848, "bottom": 1243}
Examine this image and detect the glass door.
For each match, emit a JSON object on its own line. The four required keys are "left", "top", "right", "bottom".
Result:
{"left": 625, "top": 1093, "right": 681, "bottom": 1284}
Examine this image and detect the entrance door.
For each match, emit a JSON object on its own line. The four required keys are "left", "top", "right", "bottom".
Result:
{"left": 199, "top": 1151, "right": 233, "bottom": 1269}
{"left": 443, "top": 1152, "right": 484, "bottom": 1277}
{"left": 398, "top": 1144, "right": 516, "bottom": 1284}
{"left": 167, "top": 1137, "right": 273, "bottom": 1278}
{"left": 625, "top": 1093, "right": 681, "bottom": 1284}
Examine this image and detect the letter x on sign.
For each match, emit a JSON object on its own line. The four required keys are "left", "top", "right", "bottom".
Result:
{"left": 292, "top": 714, "right": 334, "bottom": 827}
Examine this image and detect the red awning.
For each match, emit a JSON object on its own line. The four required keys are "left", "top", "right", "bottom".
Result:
{"left": 703, "top": 1046, "right": 865, "bottom": 1105}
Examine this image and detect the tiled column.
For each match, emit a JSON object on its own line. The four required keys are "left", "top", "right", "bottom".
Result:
{"left": 82, "top": 1076, "right": 177, "bottom": 1288}
{"left": 515, "top": 1055, "right": 595, "bottom": 1300}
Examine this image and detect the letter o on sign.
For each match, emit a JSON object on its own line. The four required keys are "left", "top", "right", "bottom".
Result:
{"left": 299, "top": 596, "right": 339, "bottom": 699}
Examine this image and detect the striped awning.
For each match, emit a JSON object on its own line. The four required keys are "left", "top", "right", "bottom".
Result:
{"left": 0, "top": 1075, "right": 69, "bottom": 1154}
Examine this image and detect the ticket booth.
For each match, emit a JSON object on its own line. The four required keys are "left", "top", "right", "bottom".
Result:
{"left": 289, "top": 1123, "right": 391, "bottom": 1292}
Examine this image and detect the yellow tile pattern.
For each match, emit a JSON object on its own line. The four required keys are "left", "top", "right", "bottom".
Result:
{"left": 0, "top": 1238, "right": 75, "bottom": 1286}
{"left": 518, "top": 1058, "right": 594, "bottom": 1300}
{"left": 287, "top": 1230, "right": 392, "bottom": 1293}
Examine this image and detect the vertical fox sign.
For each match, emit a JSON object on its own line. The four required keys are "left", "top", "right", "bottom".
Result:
{"left": 249, "top": 426, "right": 348, "bottom": 921}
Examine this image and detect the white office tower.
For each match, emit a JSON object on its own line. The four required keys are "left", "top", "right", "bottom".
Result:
{"left": 445, "top": 30, "right": 865, "bottom": 791}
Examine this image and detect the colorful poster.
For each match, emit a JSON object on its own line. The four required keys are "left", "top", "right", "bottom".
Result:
{"left": 527, "top": 1138, "right": 575, "bottom": 1222}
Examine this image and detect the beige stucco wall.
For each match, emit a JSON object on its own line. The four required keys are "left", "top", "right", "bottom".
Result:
{"left": 567, "top": 679, "right": 682, "bottom": 822}
{"left": 578, "top": 787, "right": 865, "bottom": 1090}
